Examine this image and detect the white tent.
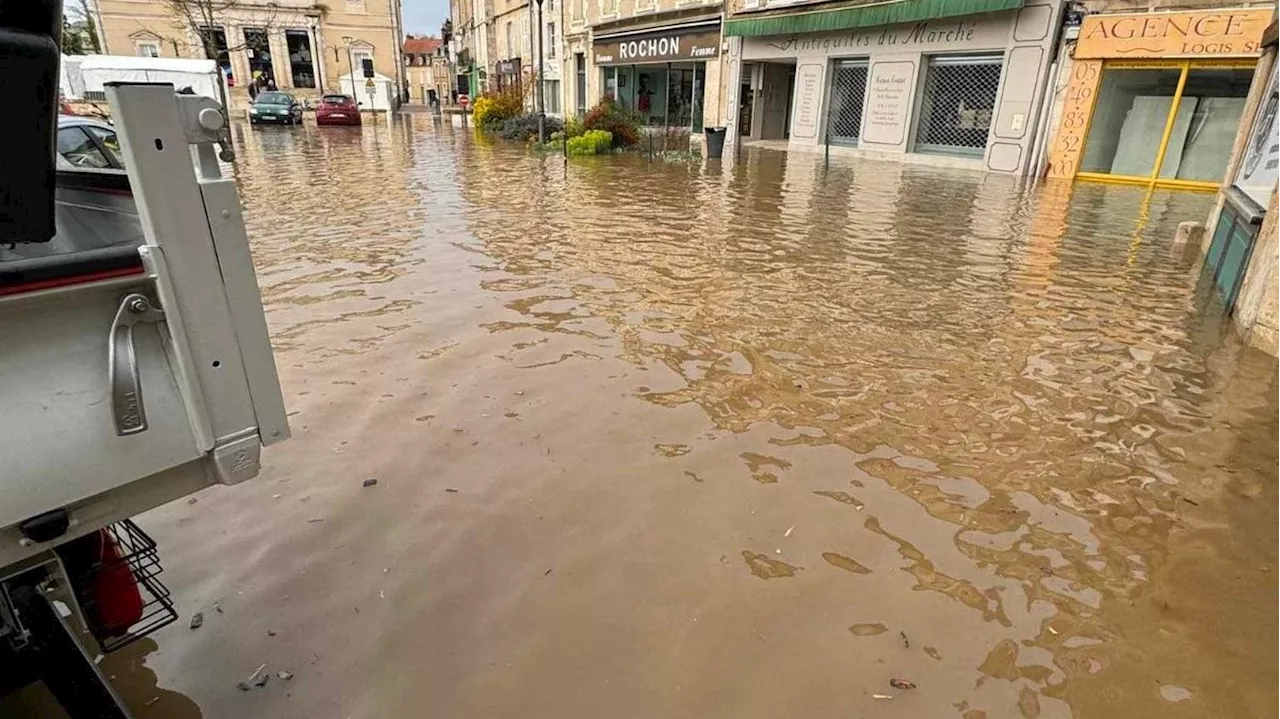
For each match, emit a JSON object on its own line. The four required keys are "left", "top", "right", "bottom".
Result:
{"left": 339, "top": 72, "right": 397, "bottom": 112}
{"left": 78, "top": 55, "right": 227, "bottom": 104}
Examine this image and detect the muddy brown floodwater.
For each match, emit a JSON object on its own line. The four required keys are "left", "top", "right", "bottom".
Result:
{"left": 27, "top": 115, "right": 1280, "bottom": 718}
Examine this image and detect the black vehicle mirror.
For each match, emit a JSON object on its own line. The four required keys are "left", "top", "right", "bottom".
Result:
{"left": 2, "top": 0, "right": 60, "bottom": 244}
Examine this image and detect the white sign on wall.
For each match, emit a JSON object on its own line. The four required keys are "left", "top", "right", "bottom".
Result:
{"left": 1235, "top": 65, "right": 1278, "bottom": 208}
{"left": 862, "top": 60, "right": 914, "bottom": 146}
{"left": 792, "top": 63, "right": 823, "bottom": 138}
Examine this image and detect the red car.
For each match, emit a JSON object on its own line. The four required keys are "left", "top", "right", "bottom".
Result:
{"left": 315, "top": 94, "right": 361, "bottom": 126}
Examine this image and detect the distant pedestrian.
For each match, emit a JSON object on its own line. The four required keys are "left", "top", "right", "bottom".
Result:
{"left": 265, "top": 75, "right": 278, "bottom": 91}
{"left": 248, "top": 79, "right": 258, "bottom": 101}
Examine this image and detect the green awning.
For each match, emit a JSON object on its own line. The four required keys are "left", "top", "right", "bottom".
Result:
{"left": 724, "top": 0, "right": 1024, "bottom": 37}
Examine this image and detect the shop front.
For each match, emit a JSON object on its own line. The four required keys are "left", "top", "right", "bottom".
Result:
{"left": 725, "top": 0, "right": 1062, "bottom": 174}
{"left": 1047, "top": 7, "right": 1274, "bottom": 189}
{"left": 592, "top": 17, "right": 721, "bottom": 132}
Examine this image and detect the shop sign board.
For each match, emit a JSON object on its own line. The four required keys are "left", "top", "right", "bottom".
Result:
{"left": 1074, "top": 8, "right": 1274, "bottom": 59}
{"left": 593, "top": 27, "right": 721, "bottom": 65}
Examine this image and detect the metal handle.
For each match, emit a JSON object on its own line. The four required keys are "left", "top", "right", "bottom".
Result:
{"left": 108, "top": 293, "right": 165, "bottom": 436}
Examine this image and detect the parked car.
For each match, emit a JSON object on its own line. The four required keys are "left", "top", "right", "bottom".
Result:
{"left": 249, "top": 91, "right": 303, "bottom": 125}
{"left": 316, "top": 94, "right": 361, "bottom": 126}
{"left": 56, "top": 115, "right": 124, "bottom": 170}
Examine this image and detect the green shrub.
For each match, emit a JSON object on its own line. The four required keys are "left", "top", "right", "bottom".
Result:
{"left": 473, "top": 87, "right": 523, "bottom": 131}
{"left": 563, "top": 115, "right": 585, "bottom": 139}
{"left": 583, "top": 99, "right": 639, "bottom": 147}
{"left": 566, "top": 129, "right": 613, "bottom": 156}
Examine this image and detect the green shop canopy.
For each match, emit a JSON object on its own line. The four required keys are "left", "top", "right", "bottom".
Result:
{"left": 724, "top": 0, "right": 1025, "bottom": 37}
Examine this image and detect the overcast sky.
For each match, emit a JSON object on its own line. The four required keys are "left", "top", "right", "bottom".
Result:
{"left": 404, "top": 0, "right": 450, "bottom": 36}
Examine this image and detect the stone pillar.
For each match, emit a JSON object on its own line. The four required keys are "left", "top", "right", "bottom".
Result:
{"left": 1203, "top": 49, "right": 1278, "bottom": 255}
{"left": 1228, "top": 9, "right": 1280, "bottom": 355}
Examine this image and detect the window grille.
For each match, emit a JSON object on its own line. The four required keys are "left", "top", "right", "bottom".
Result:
{"left": 914, "top": 54, "right": 1003, "bottom": 157}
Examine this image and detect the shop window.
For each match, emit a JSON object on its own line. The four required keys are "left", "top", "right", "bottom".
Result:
{"left": 198, "top": 26, "right": 232, "bottom": 84}
{"left": 603, "top": 66, "right": 617, "bottom": 101}
{"left": 243, "top": 27, "right": 274, "bottom": 84}
{"left": 1080, "top": 63, "right": 1254, "bottom": 184}
{"left": 826, "top": 58, "right": 868, "bottom": 146}
{"left": 914, "top": 54, "right": 1003, "bottom": 157}
{"left": 286, "top": 30, "right": 315, "bottom": 89}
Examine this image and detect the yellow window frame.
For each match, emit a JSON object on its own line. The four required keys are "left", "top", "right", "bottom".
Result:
{"left": 1074, "top": 58, "right": 1257, "bottom": 192}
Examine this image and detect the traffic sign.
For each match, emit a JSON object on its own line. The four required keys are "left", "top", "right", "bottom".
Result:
{"left": 459, "top": 94, "right": 469, "bottom": 107}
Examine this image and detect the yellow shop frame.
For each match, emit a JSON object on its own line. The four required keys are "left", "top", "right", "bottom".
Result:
{"left": 1071, "top": 58, "right": 1258, "bottom": 191}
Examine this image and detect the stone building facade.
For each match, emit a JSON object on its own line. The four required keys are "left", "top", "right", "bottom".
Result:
{"left": 559, "top": 0, "right": 728, "bottom": 133}
{"left": 404, "top": 35, "right": 453, "bottom": 104}
{"left": 721, "top": 0, "right": 1065, "bottom": 173}
{"left": 94, "top": 0, "right": 405, "bottom": 104}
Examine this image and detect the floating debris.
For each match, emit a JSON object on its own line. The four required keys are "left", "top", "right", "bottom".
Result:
{"left": 1160, "top": 685, "right": 1192, "bottom": 703}
{"left": 277, "top": 670, "right": 293, "bottom": 681}
{"left": 189, "top": 612, "right": 203, "bottom": 630}
{"left": 143, "top": 697, "right": 160, "bottom": 707}
{"left": 889, "top": 678, "right": 917, "bottom": 690}
{"left": 362, "top": 478, "right": 378, "bottom": 488}
{"left": 238, "top": 663, "right": 269, "bottom": 691}
{"left": 445, "top": 488, "right": 459, "bottom": 493}
{"left": 308, "top": 518, "right": 324, "bottom": 523}
{"left": 784, "top": 526, "right": 795, "bottom": 538}
{"left": 848, "top": 623, "right": 888, "bottom": 637}
{"left": 186, "top": 497, "right": 198, "bottom": 505}
{"left": 899, "top": 630, "right": 909, "bottom": 648}
{"left": 742, "top": 551, "right": 799, "bottom": 579}
{"left": 872, "top": 694, "right": 893, "bottom": 700}
{"left": 822, "top": 552, "right": 872, "bottom": 575}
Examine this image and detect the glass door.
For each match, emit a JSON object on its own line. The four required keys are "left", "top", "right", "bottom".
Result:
{"left": 1077, "top": 60, "right": 1256, "bottom": 190}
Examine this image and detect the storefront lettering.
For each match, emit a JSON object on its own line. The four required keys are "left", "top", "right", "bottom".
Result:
{"left": 767, "top": 21, "right": 976, "bottom": 53}
{"left": 901, "top": 22, "right": 975, "bottom": 45}
{"left": 1083, "top": 13, "right": 1245, "bottom": 40}
{"left": 593, "top": 28, "right": 720, "bottom": 65}
{"left": 619, "top": 36, "right": 679, "bottom": 60}
{"left": 1074, "top": 8, "right": 1272, "bottom": 59}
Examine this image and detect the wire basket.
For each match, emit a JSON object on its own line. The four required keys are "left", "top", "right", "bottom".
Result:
{"left": 68, "top": 520, "right": 178, "bottom": 653}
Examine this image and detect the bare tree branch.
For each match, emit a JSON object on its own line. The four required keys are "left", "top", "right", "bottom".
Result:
{"left": 159, "top": 0, "right": 287, "bottom": 59}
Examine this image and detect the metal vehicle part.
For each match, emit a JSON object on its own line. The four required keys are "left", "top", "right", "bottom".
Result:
{"left": 0, "top": 84, "right": 289, "bottom": 568}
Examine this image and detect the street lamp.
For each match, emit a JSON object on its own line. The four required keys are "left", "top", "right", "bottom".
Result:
{"left": 342, "top": 35, "right": 355, "bottom": 97}
{"left": 535, "top": 0, "right": 546, "bottom": 142}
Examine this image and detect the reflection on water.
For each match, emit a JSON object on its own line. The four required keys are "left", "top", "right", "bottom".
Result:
{"left": 68, "top": 116, "right": 1280, "bottom": 717}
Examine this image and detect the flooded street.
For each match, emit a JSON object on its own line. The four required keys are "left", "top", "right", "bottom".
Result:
{"left": 85, "top": 116, "right": 1277, "bottom": 717}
